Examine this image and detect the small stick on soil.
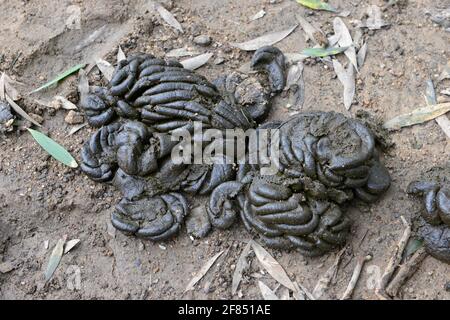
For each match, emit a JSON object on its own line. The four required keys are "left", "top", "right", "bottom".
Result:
{"left": 376, "top": 216, "right": 411, "bottom": 297}
{"left": 385, "top": 247, "right": 428, "bottom": 298}
{"left": 340, "top": 254, "right": 372, "bottom": 300}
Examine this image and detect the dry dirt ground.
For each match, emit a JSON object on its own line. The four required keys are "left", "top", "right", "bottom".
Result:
{"left": 0, "top": 0, "right": 449, "bottom": 300}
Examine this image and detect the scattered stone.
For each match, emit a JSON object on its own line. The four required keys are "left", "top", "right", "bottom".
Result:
{"left": 29, "top": 113, "right": 44, "bottom": 124}
{"left": 64, "top": 110, "right": 84, "bottom": 125}
{"left": 445, "top": 282, "right": 450, "bottom": 292}
{"left": 0, "top": 261, "right": 16, "bottom": 273}
{"left": 193, "top": 35, "right": 212, "bottom": 46}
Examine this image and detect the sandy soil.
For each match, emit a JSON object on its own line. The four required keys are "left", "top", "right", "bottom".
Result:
{"left": 0, "top": 0, "right": 449, "bottom": 300}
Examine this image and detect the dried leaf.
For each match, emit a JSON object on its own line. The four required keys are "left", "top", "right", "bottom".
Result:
{"left": 296, "top": 0, "right": 337, "bottom": 12}
{"left": 357, "top": 42, "right": 368, "bottom": 69}
{"left": 185, "top": 250, "right": 225, "bottom": 292}
{"left": 67, "top": 123, "right": 87, "bottom": 137}
{"left": 30, "top": 63, "right": 85, "bottom": 94}
{"left": 258, "top": 281, "right": 280, "bottom": 300}
{"left": 232, "top": 241, "right": 253, "bottom": 295}
{"left": 154, "top": 2, "right": 183, "bottom": 33}
{"left": 181, "top": 53, "right": 213, "bottom": 70}
{"left": 54, "top": 95, "right": 77, "bottom": 110}
{"left": 5, "top": 94, "right": 42, "bottom": 127}
{"left": 302, "top": 46, "right": 348, "bottom": 58}
{"left": 250, "top": 10, "right": 266, "bottom": 21}
{"left": 333, "top": 18, "right": 358, "bottom": 71}
{"left": 117, "top": 46, "right": 126, "bottom": 63}
{"left": 286, "top": 62, "right": 305, "bottom": 109}
{"left": 231, "top": 25, "right": 298, "bottom": 51}
{"left": 297, "top": 14, "right": 328, "bottom": 46}
{"left": 425, "top": 79, "right": 450, "bottom": 138}
{"left": 28, "top": 128, "right": 78, "bottom": 168}
{"left": 363, "top": 5, "right": 389, "bottom": 30}
{"left": 438, "top": 60, "right": 450, "bottom": 82}
{"left": 64, "top": 239, "right": 80, "bottom": 254}
{"left": 44, "top": 236, "right": 66, "bottom": 282}
{"left": 3, "top": 73, "right": 20, "bottom": 101}
{"left": 312, "top": 248, "right": 345, "bottom": 299}
{"left": 78, "top": 69, "right": 89, "bottom": 100}
{"left": 384, "top": 102, "right": 450, "bottom": 130}
{"left": 96, "top": 59, "right": 115, "bottom": 81}
{"left": 333, "top": 59, "right": 355, "bottom": 110}
{"left": 166, "top": 48, "right": 200, "bottom": 58}
{"left": 251, "top": 241, "right": 296, "bottom": 291}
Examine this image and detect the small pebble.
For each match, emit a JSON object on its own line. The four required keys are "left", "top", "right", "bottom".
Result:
{"left": 193, "top": 35, "right": 212, "bottom": 46}
{"left": 64, "top": 110, "right": 84, "bottom": 125}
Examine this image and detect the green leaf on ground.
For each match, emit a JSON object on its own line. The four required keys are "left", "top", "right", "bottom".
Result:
{"left": 296, "top": 0, "right": 337, "bottom": 12}
{"left": 28, "top": 128, "right": 78, "bottom": 168}
{"left": 302, "top": 46, "right": 348, "bottom": 57}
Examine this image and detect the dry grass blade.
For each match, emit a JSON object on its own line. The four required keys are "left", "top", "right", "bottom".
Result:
{"left": 0, "top": 73, "right": 5, "bottom": 100}
{"left": 313, "top": 247, "right": 346, "bottom": 299}
{"left": 181, "top": 53, "right": 213, "bottom": 70}
{"left": 231, "top": 25, "right": 298, "bottom": 51}
{"left": 96, "top": 59, "right": 115, "bottom": 81}
{"left": 166, "top": 48, "right": 200, "bottom": 58}
{"left": 232, "top": 241, "right": 253, "bottom": 295}
{"left": 184, "top": 250, "right": 225, "bottom": 292}
{"left": 258, "top": 281, "right": 279, "bottom": 300}
{"left": 78, "top": 69, "right": 89, "bottom": 100}
{"left": 44, "top": 236, "right": 67, "bottom": 283}
{"left": 333, "top": 18, "right": 358, "bottom": 71}
{"left": 251, "top": 241, "right": 296, "bottom": 291}
{"left": 5, "top": 94, "right": 42, "bottom": 127}
{"left": 154, "top": 2, "right": 183, "bottom": 33}
{"left": 333, "top": 59, "right": 355, "bottom": 110}
{"left": 383, "top": 102, "right": 450, "bottom": 130}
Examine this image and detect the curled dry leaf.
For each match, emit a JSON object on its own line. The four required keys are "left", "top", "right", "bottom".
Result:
{"left": 250, "top": 10, "right": 266, "bottom": 21}
{"left": 332, "top": 59, "right": 356, "bottom": 110}
{"left": 67, "top": 123, "right": 87, "bottom": 137}
{"left": 425, "top": 79, "right": 450, "bottom": 138}
{"left": 383, "top": 102, "right": 450, "bottom": 130}
{"left": 64, "top": 239, "right": 81, "bottom": 254}
{"left": 44, "top": 236, "right": 67, "bottom": 283}
{"left": 231, "top": 25, "right": 298, "bottom": 51}
{"left": 181, "top": 53, "right": 213, "bottom": 70}
{"left": 54, "top": 95, "right": 77, "bottom": 110}
{"left": 3, "top": 73, "right": 20, "bottom": 101}
{"left": 231, "top": 241, "right": 253, "bottom": 295}
{"left": 117, "top": 46, "right": 126, "bottom": 63}
{"left": 96, "top": 59, "right": 115, "bottom": 81}
{"left": 184, "top": 250, "right": 225, "bottom": 292}
{"left": 154, "top": 2, "right": 183, "bottom": 33}
{"left": 357, "top": 42, "right": 368, "bottom": 69}
{"left": 251, "top": 241, "right": 296, "bottom": 292}
{"left": 258, "top": 281, "right": 280, "bottom": 300}
{"left": 333, "top": 18, "right": 358, "bottom": 71}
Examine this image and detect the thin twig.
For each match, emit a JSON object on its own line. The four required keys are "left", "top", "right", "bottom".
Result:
{"left": 340, "top": 254, "right": 372, "bottom": 300}
{"left": 385, "top": 247, "right": 428, "bottom": 297}
{"left": 313, "top": 247, "right": 346, "bottom": 299}
{"left": 377, "top": 216, "right": 411, "bottom": 297}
